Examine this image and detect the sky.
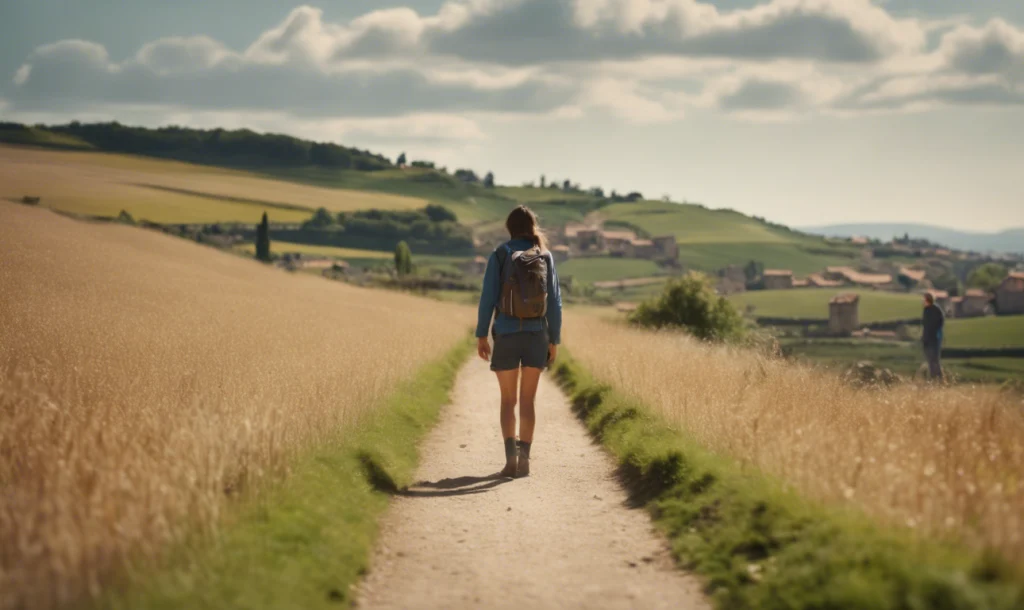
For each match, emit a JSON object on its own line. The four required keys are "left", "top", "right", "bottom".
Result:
{"left": 2, "top": 0, "right": 1023, "bottom": 232}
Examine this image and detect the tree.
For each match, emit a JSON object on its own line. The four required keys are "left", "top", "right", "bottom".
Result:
{"left": 967, "top": 262, "right": 1007, "bottom": 292}
{"left": 454, "top": 168, "right": 479, "bottom": 183}
{"left": 540, "top": 175, "right": 546, "bottom": 188}
{"left": 394, "top": 240, "right": 413, "bottom": 276}
{"left": 396, "top": 152, "right": 407, "bottom": 166}
{"left": 628, "top": 272, "right": 745, "bottom": 342}
{"left": 306, "top": 207, "right": 335, "bottom": 228}
{"left": 562, "top": 179, "right": 571, "bottom": 191}
{"left": 483, "top": 171, "right": 495, "bottom": 188}
{"left": 424, "top": 204, "right": 457, "bottom": 223}
{"left": 255, "top": 212, "right": 271, "bottom": 262}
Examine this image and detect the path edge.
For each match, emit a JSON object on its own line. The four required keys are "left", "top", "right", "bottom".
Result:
{"left": 95, "top": 335, "right": 474, "bottom": 610}
{"left": 551, "top": 350, "right": 1023, "bottom": 610}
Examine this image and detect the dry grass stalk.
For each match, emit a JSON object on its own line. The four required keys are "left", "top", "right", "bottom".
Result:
{"left": 565, "top": 316, "right": 1024, "bottom": 564}
{"left": 0, "top": 203, "right": 470, "bottom": 610}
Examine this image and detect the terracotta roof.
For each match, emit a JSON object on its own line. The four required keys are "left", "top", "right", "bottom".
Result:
{"left": 830, "top": 293, "right": 860, "bottom": 304}
{"left": 792, "top": 279, "right": 809, "bottom": 288}
{"left": 630, "top": 239, "right": 654, "bottom": 247}
{"left": 1009, "top": 271, "right": 1024, "bottom": 280}
{"left": 593, "top": 277, "right": 666, "bottom": 289}
{"left": 602, "top": 230, "right": 636, "bottom": 241}
{"left": 807, "top": 273, "right": 843, "bottom": 288}
{"left": 828, "top": 266, "right": 892, "bottom": 285}
{"left": 763, "top": 269, "right": 793, "bottom": 277}
{"left": 964, "top": 288, "right": 988, "bottom": 298}
{"left": 552, "top": 245, "right": 570, "bottom": 252}
{"left": 928, "top": 290, "right": 950, "bottom": 299}
{"left": 473, "top": 256, "right": 488, "bottom": 263}
{"left": 563, "top": 223, "right": 595, "bottom": 237}
{"left": 899, "top": 267, "right": 927, "bottom": 282}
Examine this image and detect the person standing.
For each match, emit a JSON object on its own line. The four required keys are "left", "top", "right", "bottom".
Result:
{"left": 475, "top": 205, "right": 562, "bottom": 479}
{"left": 921, "top": 292, "right": 945, "bottom": 381}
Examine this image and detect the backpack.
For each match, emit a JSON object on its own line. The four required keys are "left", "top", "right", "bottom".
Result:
{"left": 496, "top": 243, "right": 549, "bottom": 319}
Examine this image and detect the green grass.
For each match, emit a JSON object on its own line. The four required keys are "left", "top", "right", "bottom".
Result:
{"left": 600, "top": 201, "right": 796, "bottom": 244}
{"left": 730, "top": 288, "right": 922, "bottom": 323}
{"left": 0, "top": 126, "right": 94, "bottom": 149}
{"left": 944, "top": 316, "right": 1024, "bottom": 349}
{"left": 233, "top": 242, "right": 466, "bottom": 273}
{"left": 599, "top": 201, "right": 861, "bottom": 274}
{"left": 559, "top": 257, "right": 663, "bottom": 284}
{"left": 679, "top": 242, "right": 859, "bottom": 275}
{"left": 778, "top": 339, "right": 1024, "bottom": 384}
{"left": 552, "top": 353, "right": 1024, "bottom": 609}
{"left": 99, "top": 337, "right": 473, "bottom": 610}
{"left": 52, "top": 194, "right": 316, "bottom": 225}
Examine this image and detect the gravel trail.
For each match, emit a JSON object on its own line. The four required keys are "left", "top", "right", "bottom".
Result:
{"left": 355, "top": 358, "right": 709, "bottom": 610}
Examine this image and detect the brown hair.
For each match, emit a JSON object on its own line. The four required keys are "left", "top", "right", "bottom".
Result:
{"left": 505, "top": 205, "right": 547, "bottom": 251}
{"left": 924, "top": 292, "right": 935, "bottom": 305}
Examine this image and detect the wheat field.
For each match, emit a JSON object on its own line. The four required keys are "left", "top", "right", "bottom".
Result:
{"left": 0, "top": 202, "right": 470, "bottom": 610}
{"left": 565, "top": 316, "right": 1024, "bottom": 564}
{"left": 0, "top": 145, "right": 426, "bottom": 224}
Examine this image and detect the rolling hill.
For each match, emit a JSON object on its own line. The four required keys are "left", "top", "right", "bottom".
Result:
{"left": 802, "top": 223, "right": 1024, "bottom": 255}
{"left": 0, "top": 120, "right": 929, "bottom": 282}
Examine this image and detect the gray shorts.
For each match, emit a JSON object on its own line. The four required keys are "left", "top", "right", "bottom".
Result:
{"left": 491, "top": 330, "right": 549, "bottom": 371}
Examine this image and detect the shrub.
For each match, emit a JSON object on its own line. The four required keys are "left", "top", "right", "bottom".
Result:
{"left": 628, "top": 272, "right": 745, "bottom": 341}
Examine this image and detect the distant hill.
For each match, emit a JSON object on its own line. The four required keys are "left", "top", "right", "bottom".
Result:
{"left": 802, "top": 223, "right": 1024, "bottom": 255}
{"left": 0, "top": 120, "right": 870, "bottom": 280}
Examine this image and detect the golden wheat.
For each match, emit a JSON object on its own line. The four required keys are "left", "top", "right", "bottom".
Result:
{"left": 0, "top": 202, "right": 470, "bottom": 610}
{"left": 0, "top": 145, "right": 426, "bottom": 224}
{"left": 565, "top": 315, "right": 1024, "bottom": 564}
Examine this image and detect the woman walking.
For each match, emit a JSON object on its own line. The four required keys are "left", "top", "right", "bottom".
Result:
{"left": 476, "top": 205, "right": 562, "bottom": 478}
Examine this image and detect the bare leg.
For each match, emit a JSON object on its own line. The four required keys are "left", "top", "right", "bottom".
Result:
{"left": 495, "top": 369, "right": 520, "bottom": 439}
{"left": 495, "top": 369, "right": 520, "bottom": 477}
{"left": 518, "top": 367, "right": 542, "bottom": 443}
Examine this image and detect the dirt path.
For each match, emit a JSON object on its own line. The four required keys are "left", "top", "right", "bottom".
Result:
{"left": 355, "top": 358, "right": 709, "bottom": 610}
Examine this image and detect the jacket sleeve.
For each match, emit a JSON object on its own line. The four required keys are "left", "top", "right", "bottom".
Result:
{"left": 475, "top": 251, "right": 500, "bottom": 339}
{"left": 545, "top": 254, "right": 563, "bottom": 345}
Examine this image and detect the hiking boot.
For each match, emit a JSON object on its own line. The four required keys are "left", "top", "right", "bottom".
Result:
{"left": 516, "top": 440, "right": 531, "bottom": 477}
{"left": 499, "top": 458, "right": 517, "bottom": 478}
{"left": 516, "top": 456, "right": 530, "bottom": 478}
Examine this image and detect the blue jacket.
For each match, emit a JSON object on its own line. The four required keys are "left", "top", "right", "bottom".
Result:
{"left": 475, "top": 238, "right": 563, "bottom": 344}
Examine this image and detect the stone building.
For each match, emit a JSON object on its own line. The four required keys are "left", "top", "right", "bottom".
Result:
{"left": 995, "top": 271, "right": 1024, "bottom": 315}
{"left": 551, "top": 244, "right": 571, "bottom": 263}
{"left": 628, "top": 239, "right": 658, "bottom": 259}
{"left": 829, "top": 293, "right": 860, "bottom": 336}
{"left": 763, "top": 269, "right": 794, "bottom": 290}
{"left": 652, "top": 235, "right": 679, "bottom": 260}
{"left": 952, "top": 289, "right": 991, "bottom": 318}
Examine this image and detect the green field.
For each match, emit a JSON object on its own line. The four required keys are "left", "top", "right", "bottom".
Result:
{"left": 779, "top": 339, "right": 1024, "bottom": 384}
{"left": 730, "top": 288, "right": 922, "bottom": 322}
{"left": 233, "top": 241, "right": 466, "bottom": 273}
{"left": 599, "top": 201, "right": 861, "bottom": 273}
{"left": 558, "top": 257, "right": 663, "bottom": 284}
{"left": 943, "top": 315, "right": 1024, "bottom": 348}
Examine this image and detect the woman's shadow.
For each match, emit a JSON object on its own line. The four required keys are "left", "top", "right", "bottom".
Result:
{"left": 398, "top": 473, "right": 513, "bottom": 498}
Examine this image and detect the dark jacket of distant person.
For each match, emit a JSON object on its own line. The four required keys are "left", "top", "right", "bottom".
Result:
{"left": 921, "top": 302, "right": 945, "bottom": 347}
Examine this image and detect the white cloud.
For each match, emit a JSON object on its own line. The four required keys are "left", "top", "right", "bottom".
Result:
{"left": 6, "top": 1, "right": 1024, "bottom": 129}
{"left": 13, "top": 65, "right": 31, "bottom": 86}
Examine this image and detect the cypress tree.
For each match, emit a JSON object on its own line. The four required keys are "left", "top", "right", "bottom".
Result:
{"left": 394, "top": 240, "right": 412, "bottom": 276}
{"left": 256, "top": 212, "right": 271, "bottom": 262}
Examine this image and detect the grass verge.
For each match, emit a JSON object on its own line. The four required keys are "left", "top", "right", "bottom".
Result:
{"left": 551, "top": 351, "right": 1023, "bottom": 610}
{"left": 99, "top": 337, "right": 473, "bottom": 610}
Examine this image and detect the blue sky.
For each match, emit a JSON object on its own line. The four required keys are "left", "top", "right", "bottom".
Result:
{"left": 2, "top": 0, "right": 1022, "bottom": 231}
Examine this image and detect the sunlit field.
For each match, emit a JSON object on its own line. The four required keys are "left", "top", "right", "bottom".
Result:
{"left": 0, "top": 203, "right": 471, "bottom": 610}
{"left": 565, "top": 315, "right": 1024, "bottom": 565}
{"left": 0, "top": 145, "right": 426, "bottom": 224}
